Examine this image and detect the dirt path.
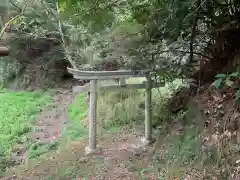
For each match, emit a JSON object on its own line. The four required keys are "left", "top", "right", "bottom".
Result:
{"left": 7, "top": 82, "right": 78, "bottom": 170}
{"left": 4, "top": 130, "right": 157, "bottom": 180}
{"left": 30, "top": 87, "right": 74, "bottom": 143}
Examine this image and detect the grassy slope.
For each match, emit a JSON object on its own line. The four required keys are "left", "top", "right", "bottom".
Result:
{"left": 0, "top": 90, "right": 51, "bottom": 156}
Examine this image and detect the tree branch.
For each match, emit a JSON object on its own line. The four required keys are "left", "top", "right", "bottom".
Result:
{"left": 0, "top": 0, "right": 33, "bottom": 39}
{"left": 141, "top": 48, "right": 211, "bottom": 60}
{"left": 54, "top": 0, "right": 77, "bottom": 69}
{"left": 8, "top": 0, "right": 22, "bottom": 12}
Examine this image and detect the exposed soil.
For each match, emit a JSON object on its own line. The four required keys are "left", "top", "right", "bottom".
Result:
{"left": 29, "top": 78, "right": 83, "bottom": 143}
{"left": 30, "top": 86, "right": 74, "bottom": 143}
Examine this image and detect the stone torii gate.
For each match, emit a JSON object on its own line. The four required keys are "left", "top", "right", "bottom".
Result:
{"left": 67, "top": 67, "right": 162, "bottom": 154}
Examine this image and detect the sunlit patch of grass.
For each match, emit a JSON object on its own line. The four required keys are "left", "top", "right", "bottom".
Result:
{"left": 65, "top": 92, "right": 123, "bottom": 141}
{"left": 98, "top": 89, "right": 144, "bottom": 130}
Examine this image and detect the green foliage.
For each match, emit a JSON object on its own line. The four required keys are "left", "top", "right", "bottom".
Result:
{"left": 0, "top": 90, "right": 51, "bottom": 155}
{"left": 214, "top": 78, "right": 223, "bottom": 89}
{"left": 7, "top": 0, "right": 193, "bottom": 73}
{"left": 214, "top": 73, "right": 233, "bottom": 90}
{"left": 236, "top": 90, "right": 240, "bottom": 100}
{"left": 215, "top": 74, "right": 227, "bottom": 79}
{"left": 214, "top": 72, "right": 240, "bottom": 99}
{"left": 163, "top": 127, "right": 201, "bottom": 165}
{"left": 0, "top": 90, "right": 51, "bottom": 175}
{"left": 0, "top": 57, "right": 21, "bottom": 87}
{"left": 229, "top": 72, "right": 239, "bottom": 77}
{"left": 3, "top": 0, "right": 240, "bottom": 88}
{"left": 214, "top": 72, "right": 238, "bottom": 88}
{"left": 152, "top": 79, "right": 184, "bottom": 124}
{"left": 59, "top": 0, "right": 116, "bottom": 31}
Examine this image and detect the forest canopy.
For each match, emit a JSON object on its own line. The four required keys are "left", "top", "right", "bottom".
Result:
{"left": 0, "top": 0, "right": 240, "bottom": 87}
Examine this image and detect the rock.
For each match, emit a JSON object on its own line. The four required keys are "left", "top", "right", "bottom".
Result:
{"left": 169, "top": 87, "right": 191, "bottom": 113}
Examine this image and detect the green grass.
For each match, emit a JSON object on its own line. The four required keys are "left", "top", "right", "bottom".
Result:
{"left": 96, "top": 78, "right": 184, "bottom": 130}
{"left": 126, "top": 126, "right": 205, "bottom": 179}
{"left": 65, "top": 93, "right": 88, "bottom": 141}
{"left": 28, "top": 141, "right": 59, "bottom": 158}
{"left": 0, "top": 90, "right": 51, "bottom": 156}
{"left": 65, "top": 89, "right": 134, "bottom": 141}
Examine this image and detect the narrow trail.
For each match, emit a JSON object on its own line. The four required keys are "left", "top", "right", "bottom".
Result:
{"left": 8, "top": 81, "right": 80, "bottom": 169}
{"left": 30, "top": 87, "right": 74, "bottom": 143}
